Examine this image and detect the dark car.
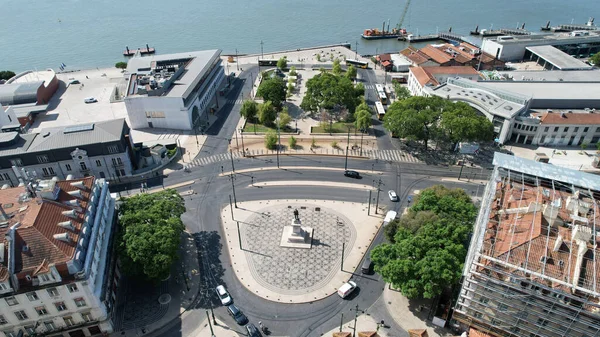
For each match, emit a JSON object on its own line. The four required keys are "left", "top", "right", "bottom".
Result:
{"left": 246, "top": 323, "right": 262, "bottom": 337}
{"left": 344, "top": 170, "right": 361, "bottom": 179}
{"left": 227, "top": 304, "right": 248, "bottom": 325}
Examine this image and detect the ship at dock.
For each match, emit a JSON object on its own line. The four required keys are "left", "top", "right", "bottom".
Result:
{"left": 361, "top": 0, "right": 411, "bottom": 40}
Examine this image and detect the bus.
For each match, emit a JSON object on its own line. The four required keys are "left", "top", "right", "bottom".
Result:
{"left": 375, "top": 84, "right": 385, "bottom": 93}
{"left": 378, "top": 91, "right": 388, "bottom": 105}
{"left": 258, "top": 59, "right": 278, "bottom": 66}
{"left": 345, "top": 59, "right": 368, "bottom": 69}
{"left": 375, "top": 101, "right": 386, "bottom": 120}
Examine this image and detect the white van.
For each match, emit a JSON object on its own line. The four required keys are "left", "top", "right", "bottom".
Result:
{"left": 337, "top": 281, "right": 357, "bottom": 298}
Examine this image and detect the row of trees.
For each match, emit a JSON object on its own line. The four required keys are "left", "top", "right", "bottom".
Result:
{"left": 384, "top": 96, "right": 494, "bottom": 150}
{"left": 240, "top": 99, "right": 292, "bottom": 130}
{"left": 372, "top": 185, "right": 477, "bottom": 299}
{"left": 117, "top": 190, "right": 186, "bottom": 282}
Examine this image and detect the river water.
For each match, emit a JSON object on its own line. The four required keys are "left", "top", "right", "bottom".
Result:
{"left": 0, "top": 0, "right": 597, "bottom": 71}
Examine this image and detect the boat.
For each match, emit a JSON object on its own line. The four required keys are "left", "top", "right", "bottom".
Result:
{"left": 123, "top": 44, "right": 156, "bottom": 57}
{"left": 361, "top": 28, "right": 406, "bottom": 40}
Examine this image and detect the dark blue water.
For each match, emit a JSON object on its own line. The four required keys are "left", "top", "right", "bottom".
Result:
{"left": 0, "top": 0, "right": 597, "bottom": 71}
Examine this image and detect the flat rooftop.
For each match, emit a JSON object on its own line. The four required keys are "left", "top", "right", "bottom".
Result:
{"left": 478, "top": 81, "right": 600, "bottom": 102}
{"left": 499, "top": 70, "right": 600, "bottom": 82}
{"left": 488, "top": 31, "right": 600, "bottom": 45}
{"left": 526, "top": 45, "right": 592, "bottom": 70}
{"left": 126, "top": 50, "right": 221, "bottom": 99}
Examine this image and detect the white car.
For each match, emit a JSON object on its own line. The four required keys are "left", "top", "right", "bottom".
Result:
{"left": 84, "top": 97, "right": 97, "bottom": 103}
{"left": 388, "top": 190, "right": 399, "bottom": 202}
{"left": 337, "top": 281, "right": 357, "bottom": 299}
{"left": 216, "top": 285, "right": 232, "bottom": 305}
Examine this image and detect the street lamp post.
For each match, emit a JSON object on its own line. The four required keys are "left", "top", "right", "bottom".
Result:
{"left": 240, "top": 128, "right": 246, "bottom": 157}
{"left": 344, "top": 126, "right": 351, "bottom": 170}
{"left": 260, "top": 40, "right": 264, "bottom": 59}
{"left": 228, "top": 140, "right": 235, "bottom": 173}
{"left": 235, "top": 48, "right": 240, "bottom": 71}
{"left": 375, "top": 178, "right": 382, "bottom": 214}
{"left": 276, "top": 111, "right": 281, "bottom": 168}
{"left": 360, "top": 128, "right": 364, "bottom": 156}
{"left": 230, "top": 173, "right": 237, "bottom": 208}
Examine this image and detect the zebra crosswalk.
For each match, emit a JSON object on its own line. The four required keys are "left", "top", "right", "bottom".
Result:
{"left": 226, "top": 98, "right": 244, "bottom": 105}
{"left": 183, "top": 149, "right": 420, "bottom": 170}
{"left": 364, "top": 84, "right": 374, "bottom": 90}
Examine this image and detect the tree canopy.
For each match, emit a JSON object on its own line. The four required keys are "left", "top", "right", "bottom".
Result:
{"left": 371, "top": 185, "right": 476, "bottom": 299}
{"left": 277, "top": 110, "right": 292, "bottom": 129}
{"left": 257, "top": 77, "right": 286, "bottom": 107}
{"left": 258, "top": 101, "right": 277, "bottom": 126}
{"left": 332, "top": 59, "right": 342, "bottom": 76}
{"left": 384, "top": 96, "right": 494, "bottom": 150}
{"left": 354, "top": 102, "right": 372, "bottom": 131}
{"left": 115, "top": 61, "right": 128, "bottom": 69}
{"left": 240, "top": 100, "right": 258, "bottom": 122}
{"left": 277, "top": 57, "right": 288, "bottom": 70}
{"left": 300, "top": 72, "right": 362, "bottom": 115}
{"left": 591, "top": 53, "right": 600, "bottom": 66}
{"left": 117, "top": 190, "right": 186, "bottom": 281}
{"left": 393, "top": 83, "right": 411, "bottom": 100}
{"left": 346, "top": 65, "right": 357, "bottom": 80}
{"left": 0, "top": 70, "right": 15, "bottom": 81}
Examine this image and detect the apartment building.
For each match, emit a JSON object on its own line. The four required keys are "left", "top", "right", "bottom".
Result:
{"left": 0, "top": 176, "right": 118, "bottom": 336}
{"left": 453, "top": 153, "right": 600, "bottom": 337}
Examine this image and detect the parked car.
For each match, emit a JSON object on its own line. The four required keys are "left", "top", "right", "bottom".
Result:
{"left": 361, "top": 258, "right": 372, "bottom": 274}
{"left": 215, "top": 285, "right": 232, "bottom": 305}
{"left": 227, "top": 304, "right": 248, "bottom": 325}
{"left": 337, "top": 281, "right": 357, "bottom": 298}
{"left": 246, "top": 323, "right": 262, "bottom": 337}
{"left": 69, "top": 79, "right": 80, "bottom": 85}
{"left": 84, "top": 97, "right": 97, "bottom": 103}
{"left": 388, "top": 190, "right": 399, "bottom": 201}
{"left": 344, "top": 170, "right": 361, "bottom": 179}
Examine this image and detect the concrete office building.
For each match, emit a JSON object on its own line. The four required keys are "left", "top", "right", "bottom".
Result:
{"left": 481, "top": 31, "right": 600, "bottom": 61}
{"left": 452, "top": 153, "right": 600, "bottom": 337}
{"left": 0, "top": 176, "right": 118, "bottom": 337}
{"left": 124, "top": 49, "right": 225, "bottom": 130}
{"left": 0, "top": 119, "right": 136, "bottom": 187}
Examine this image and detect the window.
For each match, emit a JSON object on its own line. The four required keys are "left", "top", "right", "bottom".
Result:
{"left": 39, "top": 274, "right": 50, "bottom": 282}
{"left": 79, "top": 162, "right": 87, "bottom": 171}
{"left": 44, "top": 321, "right": 55, "bottom": 332}
{"left": 47, "top": 287, "right": 59, "bottom": 297}
{"left": 48, "top": 167, "right": 55, "bottom": 175}
{"left": 107, "top": 145, "right": 119, "bottom": 154}
{"left": 544, "top": 127, "right": 549, "bottom": 132}
{"left": 511, "top": 327, "right": 520, "bottom": 334}
{"left": 14, "top": 310, "right": 28, "bottom": 321}
{"left": 54, "top": 302, "right": 67, "bottom": 311}
{"left": 35, "top": 306, "right": 48, "bottom": 316}
{"left": 99, "top": 171, "right": 106, "bottom": 178}
{"left": 5, "top": 297, "right": 18, "bottom": 306}
{"left": 537, "top": 318, "right": 548, "bottom": 326}
{"left": 479, "top": 297, "right": 489, "bottom": 304}
{"left": 0, "top": 283, "right": 6, "bottom": 290}
{"left": 95, "top": 160, "right": 102, "bottom": 167}
{"left": 473, "top": 312, "right": 483, "bottom": 319}
{"left": 42, "top": 168, "right": 51, "bottom": 176}
{"left": 67, "top": 283, "right": 78, "bottom": 293}
{"left": 575, "top": 127, "right": 579, "bottom": 132}
{"left": 63, "top": 316, "right": 74, "bottom": 327}
{"left": 111, "top": 157, "right": 123, "bottom": 166}
{"left": 0, "top": 173, "right": 10, "bottom": 181}
{"left": 564, "top": 127, "right": 569, "bottom": 132}
{"left": 0, "top": 315, "right": 7, "bottom": 325}
{"left": 120, "top": 169, "right": 126, "bottom": 176}
{"left": 498, "top": 303, "right": 508, "bottom": 311}
{"left": 37, "top": 155, "right": 49, "bottom": 164}
{"left": 65, "top": 164, "right": 72, "bottom": 171}
{"left": 9, "top": 159, "right": 22, "bottom": 167}
{"left": 554, "top": 127, "right": 559, "bottom": 132}
{"left": 24, "top": 326, "right": 35, "bottom": 335}
{"left": 74, "top": 297, "right": 86, "bottom": 307}
{"left": 26, "top": 292, "right": 39, "bottom": 301}
{"left": 584, "top": 127, "right": 590, "bottom": 132}
{"left": 81, "top": 312, "right": 92, "bottom": 322}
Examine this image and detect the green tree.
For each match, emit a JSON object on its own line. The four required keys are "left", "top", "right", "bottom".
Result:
{"left": 278, "top": 111, "right": 292, "bottom": 130}
{"left": 240, "top": 100, "right": 258, "bottom": 122}
{"left": 581, "top": 142, "right": 589, "bottom": 151}
{"left": 258, "top": 101, "right": 277, "bottom": 126}
{"left": 256, "top": 77, "right": 286, "bottom": 107}
{"left": 333, "top": 58, "right": 342, "bottom": 76}
{"left": 346, "top": 65, "right": 357, "bottom": 80}
{"left": 289, "top": 66, "right": 297, "bottom": 76}
{"left": 277, "top": 56, "right": 288, "bottom": 70}
{"left": 115, "top": 61, "right": 128, "bottom": 69}
{"left": 0, "top": 70, "right": 15, "bottom": 81}
{"left": 371, "top": 185, "right": 475, "bottom": 299}
{"left": 354, "top": 102, "right": 372, "bottom": 131}
{"left": 287, "top": 83, "right": 294, "bottom": 98}
{"left": 289, "top": 135, "right": 297, "bottom": 149}
{"left": 384, "top": 96, "right": 446, "bottom": 150}
{"left": 117, "top": 190, "right": 186, "bottom": 281}
{"left": 591, "top": 53, "right": 600, "bottom": 66}
{"left": 439, "top": 102, "right": 494, "bottom": 145}
{"left": 316, "top": 54, "right": 321, "bottom": 62}
{"left": 301, "top": 72, "right": 362, "bottom": 117}
{"left": 393, "top": 83, "right": 411, "bottom": 100}
{"left": 265, "top": 130, "right": 278, "bottom": 150}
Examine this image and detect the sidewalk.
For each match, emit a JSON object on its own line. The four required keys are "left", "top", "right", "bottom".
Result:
{"left": 322, "top": 314, "right": 389, "bottom": 337}
{"left": 113, "top": 231, "right": 201, "bottom": 336}
{"left": 185, "top": 318, "right": 238, "bottom": 337}
{"left": 382, "top": 287, "right": 454, "bottom": 337}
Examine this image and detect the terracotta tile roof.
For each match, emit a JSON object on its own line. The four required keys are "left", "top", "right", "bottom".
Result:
{"left": 408, "top": 329, "right": 429, "bottom": 337}
{"left": 332, "top": 333, "right": 351, "bottom": 337}
{"left": 469, "top": 328, "right": 494, "bottom": 337}
{"left": 378, "top": 54, "right": 392, "bottom": 62}
{"left": 410, "top": 67, "right": 439, "bottom": 87}
{"left": 400, "top": 46, "right": 420, "bottom": 57}
{"left": 401, "top": 46, "right": 433, "bottom": 65}
{"left": 0, "top": 177, "right": 95, "bottom": 281}
{"left": 420, "top": 45, "right": 454, "bottom": 64}
{"left": 381, "top": 60, "right": 392, "bottom": 67}
{"left": 358, "top": 332, "right": 378, "bottom": 337}
{"left": 534, "top": 112, "right": 600, "bottom": 125}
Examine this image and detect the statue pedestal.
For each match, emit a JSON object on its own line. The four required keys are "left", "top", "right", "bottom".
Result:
{"left": 280, "top": 219, "right": 313, "bottom": 249}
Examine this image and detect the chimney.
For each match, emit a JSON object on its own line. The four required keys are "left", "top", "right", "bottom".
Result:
{"left": 53, "top": 233, "right": 72, "bottom": 243}
{"left": 68, "top": 190, "right": 82, "bottom": 199}
{"left": 70, "top": 181, "right": 86, "bottom": 190}
{"left": 58, "top": 220, "right": 75, "bottom": 231}
{"left": 62, "top": 209, "right": 78, "bottom": 219}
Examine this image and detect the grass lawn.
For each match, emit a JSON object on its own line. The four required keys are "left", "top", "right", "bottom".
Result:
{"left": 242, "top": 122, "right": 295, "bottom": 133}
{"left": 311, "top": 122, "right": 355, "bottom": 134}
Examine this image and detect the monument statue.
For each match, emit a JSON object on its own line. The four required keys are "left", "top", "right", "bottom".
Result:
{"left": 293, "top": 209, "right": 300, "bottom": 221}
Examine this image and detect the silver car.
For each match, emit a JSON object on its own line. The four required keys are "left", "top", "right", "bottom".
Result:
{"left": 388, "top": 190, "right": 399, "bottom": 201}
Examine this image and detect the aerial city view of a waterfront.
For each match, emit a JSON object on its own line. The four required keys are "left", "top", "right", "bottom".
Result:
{"left": 1, "top": 0, "right": 600, "bottom": 336}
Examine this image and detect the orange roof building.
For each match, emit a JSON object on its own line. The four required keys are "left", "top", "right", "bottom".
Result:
{"left": 407, "top": 66, "right": 481, "bottom": 96}
{"left": 0, "top": 177, "right": 117, "bottom": 336}
{"left": 453, "top": 152, "right": 600, "bottom": 337}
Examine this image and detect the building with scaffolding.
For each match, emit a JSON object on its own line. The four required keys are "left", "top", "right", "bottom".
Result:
{"left": 453, "top": 152, "right": 600, "bottom": 337}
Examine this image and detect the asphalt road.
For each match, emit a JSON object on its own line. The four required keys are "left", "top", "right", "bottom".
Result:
{"left": 116, "top": 67, "right": 491, "bottom": 337}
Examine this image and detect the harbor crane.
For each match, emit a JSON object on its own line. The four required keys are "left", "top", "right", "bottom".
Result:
{"left": 395, "top": 0, "right": 411, "bottom": 30}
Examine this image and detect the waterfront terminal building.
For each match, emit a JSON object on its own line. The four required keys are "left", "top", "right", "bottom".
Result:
{"left": 124, "top": 50, "right": 225, "bottom": 130}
